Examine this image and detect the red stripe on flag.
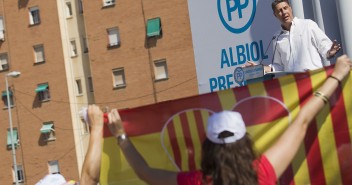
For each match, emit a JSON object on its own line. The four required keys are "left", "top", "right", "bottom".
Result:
{"left": 264, "top": 78, "right": 295, "bottom": 185}
{"left": 111, "top": 91, "right": 223, "bottom": 137}
{"left": 233, "top": 81, "right": 289, "bottom": 126}
{"left": 167, "top": 119, "right": 182, "bottom": 169}
{"left": 194, "top": 110, "right": 206, "bottom": 143}
{"left": 327, "top": 68, "right": 352, "bottom": 184}
{"left": 179, "top": 113, "right": 197, "bottom": 171}
{"left": 264, "top": 78, "right": 283, "bottom": 100}
{"left": 295, "top": 73, "right": 326, "bottom": 185}
{"left": 233, "top": 85, "right": 251, "bottom": 100}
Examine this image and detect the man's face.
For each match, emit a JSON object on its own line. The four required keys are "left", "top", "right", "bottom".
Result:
{"left": 273, "top": 2, "right": 293, "bottom": 27}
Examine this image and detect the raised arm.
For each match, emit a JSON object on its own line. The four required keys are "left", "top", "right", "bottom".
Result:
{"left": 80, "top": 105, "right": 104, "bottom": 185}
{"left": 108, "top": 109, "right": 178, "bottom": 185}
{"left": 264, "top": 55, "right": 351, "bottom": 177}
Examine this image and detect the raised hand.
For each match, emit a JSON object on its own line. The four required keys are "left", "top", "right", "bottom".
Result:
{"left": 327, "top": 40, "right": 342, "bottom": 59}
{"left": 87, "top": 105, "right": 104, "bottom": 131}
{"left": 107, "top": 109, "right": 125, "bottom": 137}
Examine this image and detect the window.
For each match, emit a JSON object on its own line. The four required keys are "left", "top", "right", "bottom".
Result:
{"left": 82, "top": 37, "right": 88, "bottom": 53}
{"left": 29, "top": 7, "right": 40, "bottom": 25}
{"left": 48, "top": 160, "right": 60, "bottom": 174}
{"left": 35, "top": 83, "right": 50, "bottom": 102}
{"left": 2, "top": 90, "right": 14, "bottom": 108}
{"left": 40, "top": 121, "right": 56, "bottom": 141}
{"left": 75, "top": 79, "right": 83, "bottom": 95}
{"left": 81, "top": 119, "right": 89, "bottom": 134}
{"left": 7, "top": 128, "right": 19, "bottom": 149}
{"left": 34, "top": 45, "right": 45, "bottom": 63}
{"left": 112, "top": 68, "right": 126, "bottom": 88}
{"left": 88, "top": 77, "right": 94, "bottom": 92}
{"left": 0, "top": 16, "right": 5, "bottom": 41}
{"left": 154, "top": 59, "right": 168, "bottom": 81}
{"left": 0, "top": 53, "right": 9, "bottom": 71}
{"left": 103, "top": 0, "right": 115, "bottom": 7}
{"left": 80, "top": 111, "right": 89, "bottom": 134}
{"left": 78, "top": 0, "right": 83, "bottom": 14}
{"left": 70, "top": 40, "right": 77, "bottom": 57}
{"left": 107, "top": 27, "right": 120, "bottom": 47}
{"left": 147, "top": 17, "right": 162, "bottom": 37}
{"left": 66, "top": 2, "right": 73, "bottom": 18}
{"left": 13, "top": 165, "right": 25, "bottom": 183}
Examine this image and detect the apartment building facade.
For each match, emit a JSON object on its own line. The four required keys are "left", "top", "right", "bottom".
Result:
{"left": 83, "top": 0, "right": 197, "bottom": 109}
{"left": 0, "top": 0, "right": 197, "bottom": 184}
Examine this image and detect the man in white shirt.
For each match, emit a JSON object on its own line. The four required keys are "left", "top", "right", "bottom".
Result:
{"left": 264, "top": 0, "right": 341, "bottom": 72}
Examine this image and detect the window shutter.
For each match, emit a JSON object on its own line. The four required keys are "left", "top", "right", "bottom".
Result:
{"left": 108, "top": 29, "right": 119, "bottom": 45}
{"left": 35, "top": 47, "right": 44, "bottom": 62}
{"left": 113, "top": 69, "right": 125, "bottom": 86}
{"left": 0, "top": 17, "right": 4, "bottom": 31}
{"left": 155, "top": 62, "right": 167, "bottom": 79}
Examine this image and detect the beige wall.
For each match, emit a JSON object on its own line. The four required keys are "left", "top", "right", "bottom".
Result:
{"left": 0, "top": 0, "right": 79, "bottom": 184}
{"left": 83, "top": 0, "right": 198, "bottom": 110}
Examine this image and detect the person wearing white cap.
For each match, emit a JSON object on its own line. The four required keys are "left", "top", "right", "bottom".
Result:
{"left": 35, "top": 173, "right": 67, "bottom": 185}
{"left": 104, "top": 55, "right": 351, "bottom": 184}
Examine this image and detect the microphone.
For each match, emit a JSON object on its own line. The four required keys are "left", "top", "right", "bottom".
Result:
{"left": 259, "top": 35, "right": 277, "bottom": 65}
{"left": 270, "top": 31, "right": 284, "bottom": 67}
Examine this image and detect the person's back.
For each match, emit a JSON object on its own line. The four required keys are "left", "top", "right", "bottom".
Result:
{"left": 178, "top": 112, "right": 276, "bottom": 185}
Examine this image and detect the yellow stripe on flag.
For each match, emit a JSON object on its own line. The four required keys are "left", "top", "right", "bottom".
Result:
{"left": 100, "top": 134, "right": 177, "bottom": 185}
{"left": 247, "top": 117, "right": 289, "bottom": 154}
{"left": 201, "top": 110, "right": 210, "bottom": 129}
{"left": 100, "top": 137, "right": 142, "bottom": 185}
{"left": 186, "top": 111, "right": 203, "bottom": 170}
{"left": 160, "top": 130, "right": 179, "bottom": 171}
{"left": 217, "top": 88, "right": 237, "bottom": 110}
{"left": 310, "top": 70, "right": 342, "bottom": 185}
{"left": 343, "top": 73, "right": 352, "bottom": 132}
{"left": 172, "top": 116, "right": 189, "bottom": 171}
{"left": 248, "top": 81, "right": 267, "bottom": 96}
{"left": 279, "top": 75, "right": 311, "bottom": 184}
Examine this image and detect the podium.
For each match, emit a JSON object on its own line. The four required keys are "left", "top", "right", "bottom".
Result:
{"left": 234, "top": 65, "right": 295, "bottom": 86}
{"left": 246, "top": 71, "right": 294, "bottom": 84}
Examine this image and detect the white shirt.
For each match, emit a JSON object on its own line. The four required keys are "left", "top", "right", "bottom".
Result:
{"left": 272, "top": 17, "right": 333, "bottom": 72}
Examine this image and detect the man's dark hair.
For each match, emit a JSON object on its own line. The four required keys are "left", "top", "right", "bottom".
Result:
{"left": 271, "top": 0, "right": 290, "bottom": 13}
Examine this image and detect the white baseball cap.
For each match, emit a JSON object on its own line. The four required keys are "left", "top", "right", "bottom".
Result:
{"left": 35, "top": 174, "right": 66, "bottom": 185}
{"left": 206, "top": 111, "right": 246, "bottom": 144}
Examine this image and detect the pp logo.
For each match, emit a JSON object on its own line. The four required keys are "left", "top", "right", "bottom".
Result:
{"left": 234, "top": 67, "right": 245, "bottom": 86}
{"left": 217, "top": 0, "right": 257, "bottom": 34}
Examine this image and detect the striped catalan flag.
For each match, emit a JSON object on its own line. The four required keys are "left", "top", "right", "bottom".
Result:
{"left": 100, "top": 66, "right": 352, "bottom": 185}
